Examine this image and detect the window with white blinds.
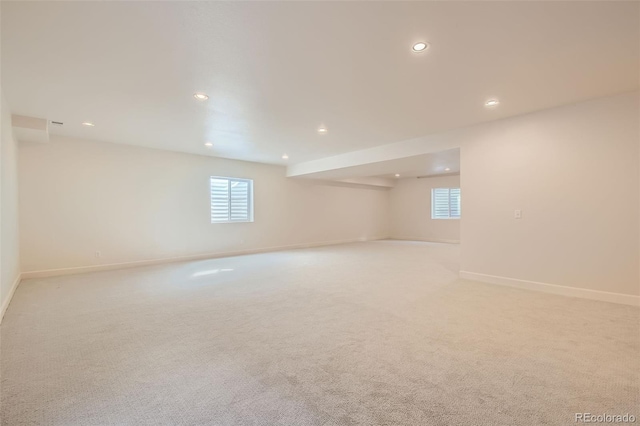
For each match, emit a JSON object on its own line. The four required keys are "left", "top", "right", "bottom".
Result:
{"left": 210, "top": 177, "right": 254, "bottom": 223}
{"left": 431, "top": 188, "right": 461, "bottom": 219}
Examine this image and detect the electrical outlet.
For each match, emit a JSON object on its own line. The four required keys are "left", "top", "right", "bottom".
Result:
{"left": 514, "top": 209, "right": 522, "bottom": 219}
{"left": 95, "top": 251, "right": 101, "bottom": 258}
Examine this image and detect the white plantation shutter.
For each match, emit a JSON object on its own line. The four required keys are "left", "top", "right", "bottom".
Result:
{"left": 210, "top": 177, "right": 253, "bottom": 223}
{"left": 449, "top": 188, "right": 461, "bottom": 218}
{"left": 230, "top": 180, "right": 250, "bottom": 221}
{"left": 210, "top": 178, "right": 231, "bottom": 222}
{"left": 432, "top": 188, "right": 461, "bottom": 219}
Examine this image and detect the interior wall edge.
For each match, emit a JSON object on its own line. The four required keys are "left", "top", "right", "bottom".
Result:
{"left": 0, "top": 273, "right": 22, "bottom": 324}
{"left": 460, "top": 271, "right": 640, "bottom": 307}
{"left": 1, "top": 90, "right": 22, "bottom": 320}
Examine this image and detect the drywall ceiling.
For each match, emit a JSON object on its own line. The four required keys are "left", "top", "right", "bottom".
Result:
{"left": 2, "top": 2, "right": 638, "bottom": 165}
{"left": 376, "top": 149, "right": 460, "bottom": 180}
{"left": 299, "top": 149, "right": 460, "bottom": 181}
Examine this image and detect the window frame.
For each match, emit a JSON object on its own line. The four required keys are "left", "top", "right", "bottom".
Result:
{"left": 209, "top": 176, "right": 254, "bottom": 224}
{"left": 431, "top": 187, "right": 461, "bottom": 220}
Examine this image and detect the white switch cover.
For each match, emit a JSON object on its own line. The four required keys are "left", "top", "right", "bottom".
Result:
{"left": 514, "top": 210, "right": 522, "bottom": 219}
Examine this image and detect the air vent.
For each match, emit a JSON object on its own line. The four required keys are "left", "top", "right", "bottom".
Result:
{"left": 50, "top": 121, "right": 63, "bottom": 126}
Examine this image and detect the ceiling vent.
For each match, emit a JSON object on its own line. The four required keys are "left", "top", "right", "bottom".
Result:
{"left": 11, "top": 115, "right": 49, "bottom": 143}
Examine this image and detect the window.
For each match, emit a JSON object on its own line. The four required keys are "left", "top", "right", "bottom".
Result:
{"left": 431, "top": 188, "right": 461, "bottom": 219}
{"left": 210, "top": 177, "right": 253, "bottom": 223}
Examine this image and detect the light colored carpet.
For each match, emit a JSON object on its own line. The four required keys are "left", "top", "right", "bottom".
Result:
{"left": 1, "top": 241, "right": 638, "bottom": 425}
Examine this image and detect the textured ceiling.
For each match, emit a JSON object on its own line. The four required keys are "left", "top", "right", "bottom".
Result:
{"left": 2, "top": 1, "right": 638, "bottom": 165}
{"left": 300, "top": 149, "right": 461, "bottom": 181}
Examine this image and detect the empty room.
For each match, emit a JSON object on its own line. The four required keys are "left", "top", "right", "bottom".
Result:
{"left": 0, "top": 2, "right": 638, "bottom": 425}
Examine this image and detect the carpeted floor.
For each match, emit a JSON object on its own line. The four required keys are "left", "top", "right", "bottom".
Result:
{"left": 1, "top": 241, "right": 638, "bottom": 425}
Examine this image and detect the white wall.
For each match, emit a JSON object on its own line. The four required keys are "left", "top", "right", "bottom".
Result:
{"left": 390, "top": 175, "right": 460, "bottom": 243}
{"left": 461, "top": 92, "right": 639, "bottom": 297}
{"left": 18, "top": 137, "right": 390, "bottom": 273}
{"left": 14, "top": 91, "right": 640, "bottom": 302}
{"left": 1, "top": 92, "right": 21, "bottom": 319}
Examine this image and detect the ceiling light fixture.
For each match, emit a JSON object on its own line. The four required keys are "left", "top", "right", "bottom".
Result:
{"left": 485, "top": 99, "right": 499, "bottom": 107}
{"left": 282, "top": 154, "right": 289, "bottom": 160}
{"left": 445, "top": 167, "right": 451, "bottom": 171}
{"left": 194, "top": 93, "right": 209, "bottom": 101}
{"left": 412, "top": 42, "right": 429, "bottom": 53}
{"left": 395, "top": 174, "right": 400, "bottom": 178}
{"left": 317, "top": 127, "right": 327, "bottom": 134}
{"left": 204, "top": 142, "right": 213, "bottom": 147}
{"left": 82, "top": 122, "right": 95, "bottom": 127}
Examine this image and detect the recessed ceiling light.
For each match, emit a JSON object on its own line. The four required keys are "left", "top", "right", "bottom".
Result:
{"left": 412, "top": 42, "right": 429, "bottom": 53}
{"left": 82, "top": 122, "right": 95, "bottom": 127}
{"left": 485, "top": 99, "right": 499, "bottom": 107}
{"left": 395, "top": 174, "right": 400, "bottom": 178}
{"left": 445, "top": 167, "right": 451, "bottom": 171}
{"left": 317, "top": 127, "right": 327, "bottom": 134}
{"left": 194, "top": 93, "right": 209, "bottom": 101}
{"left": 204, "top": 142, "right": 213, "bottom": 147}
{"left": 282, "top": 154, "right": 289, "bottom": 160}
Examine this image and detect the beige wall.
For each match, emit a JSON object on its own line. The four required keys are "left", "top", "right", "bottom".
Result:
{"left": 390, "top": 175, "right": 460, "bottom": 243}
{"left": 18, "top": 137, "right": 390, "bottom": 272}
{"left": 460, "top": 92, "right": 639, "bottom": 297}
{"left": 1, "top": 93, "right": 21, "bottom": 317}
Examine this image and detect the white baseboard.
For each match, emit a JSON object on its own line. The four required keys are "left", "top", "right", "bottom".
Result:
{"left": 21, "top": 236, "right": 389, "bottom": 280}
{"left": 459, "top": 271, "right": 640, "bottom": 307}
{"left": 390, "top": 236, "right": 460, "bottom": 244}
{"left": 1, "top": 273, "right": 22, "bottom": 324}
